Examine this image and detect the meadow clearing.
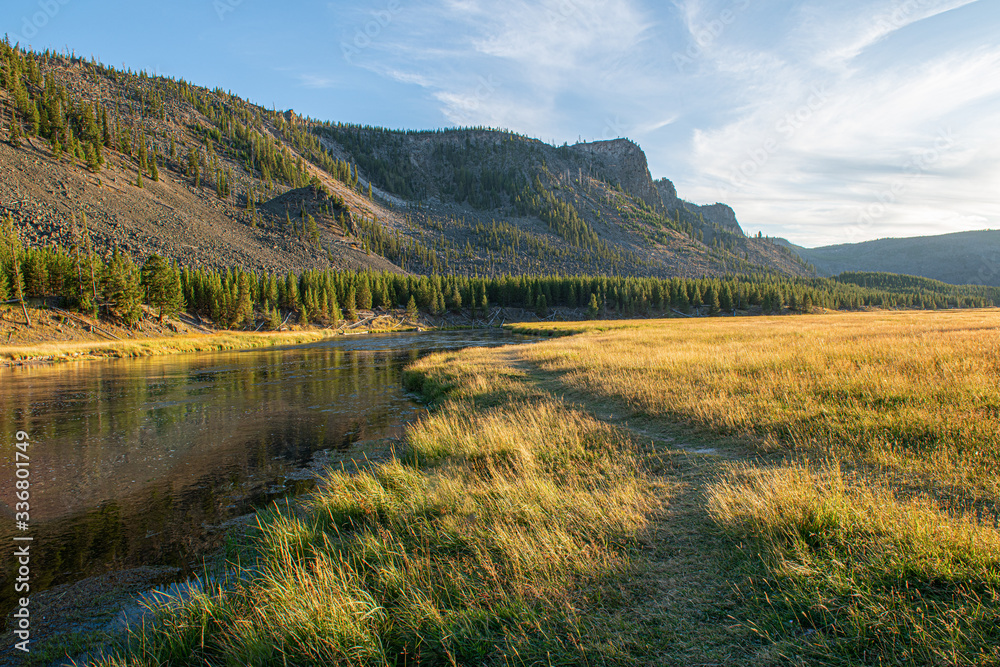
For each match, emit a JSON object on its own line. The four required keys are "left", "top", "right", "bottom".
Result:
{"left": 94, "top": 310, "right": 1000, "bottom": 666}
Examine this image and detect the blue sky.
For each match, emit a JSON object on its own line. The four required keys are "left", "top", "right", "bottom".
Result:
{"left": 3, "top": 0, "right": 998, "bottom": 247}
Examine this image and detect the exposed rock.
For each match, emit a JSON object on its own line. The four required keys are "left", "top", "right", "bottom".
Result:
{"left": 570, "top": 139, "right": 662, "bottom": 209}
{"left": 654, "top": 178, "right": 681, "bottom": 209}
{"left": 686, "top": 202, "right": 744, "bottom": 235}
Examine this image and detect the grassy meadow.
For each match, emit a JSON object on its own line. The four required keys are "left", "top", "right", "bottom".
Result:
{"left": 93, "top": 310, "right": 1000, "bottom": 666}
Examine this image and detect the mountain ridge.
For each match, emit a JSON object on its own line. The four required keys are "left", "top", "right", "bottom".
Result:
{"left": 0, "top": 43, "right": 811, "bottom": 279}
{"left": 776, "top": 229, "right": 1000, "bottom": 286}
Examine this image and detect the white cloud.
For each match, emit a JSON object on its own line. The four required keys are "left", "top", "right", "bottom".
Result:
{"left": 673, "top": 1, "right": 1000, "bottom": 245}
{"left": 332, "top": 0, "right": 998, "bottom": 245}
{"left": 298, "top": 73, "right": 337, "bottom": 89}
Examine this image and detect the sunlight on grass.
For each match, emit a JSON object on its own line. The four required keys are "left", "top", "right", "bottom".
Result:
{"left": 709, "top": 463, "right": 1000, "bottom": 664}
{"left": 96, "top": 310, "right": 1000, "bottom": 666}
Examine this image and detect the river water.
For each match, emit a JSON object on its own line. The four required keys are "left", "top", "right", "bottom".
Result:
{"left": 0, "top": 330, "right": 527, "bottom": 618}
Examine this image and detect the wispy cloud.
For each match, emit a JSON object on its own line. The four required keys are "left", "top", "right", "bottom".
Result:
{"left": 324, "top": 0, "right": 998, "bottom": 244}
{"left": 297, "top": 73, "right": 338, "bottom": 89}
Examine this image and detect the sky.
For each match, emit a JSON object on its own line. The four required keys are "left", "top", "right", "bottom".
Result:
{"left": 2, "top": 0, "right": 998, "bottom": 247}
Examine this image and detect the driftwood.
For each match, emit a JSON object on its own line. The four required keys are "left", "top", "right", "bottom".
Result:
{"left": 48, "top": 307, "right": 121, "bottom": 340}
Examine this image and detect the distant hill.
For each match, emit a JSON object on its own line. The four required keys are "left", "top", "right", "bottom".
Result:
{"left": 0, "top": 42, "right": 813, "bottom": 280}
{"left": 775, "top": 230, "right": 1000, "bottom": 286}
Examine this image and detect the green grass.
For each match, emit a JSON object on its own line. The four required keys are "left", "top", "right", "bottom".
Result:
{"left": 88, "top": 310, "right": 1000, "bottom": 666}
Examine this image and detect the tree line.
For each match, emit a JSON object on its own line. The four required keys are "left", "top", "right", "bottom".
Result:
{"left": 2, "top": 215, "right": 994, "bottom": 332}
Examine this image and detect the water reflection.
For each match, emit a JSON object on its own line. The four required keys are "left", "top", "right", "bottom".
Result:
{"left": 0, "top": 330, "right": 526, "bottom": 617}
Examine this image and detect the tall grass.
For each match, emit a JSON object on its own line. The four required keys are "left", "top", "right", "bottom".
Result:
{"left": 709, "top": 464, "right": 1000, "bottom": 665}
{"left": 97, "top": 397, "right": 651, "bottom": 665}
{"left": 94, "top": 310, "right": 1000, "bottom": 665}
{"left": 506, "top": 310, "right": 1000, "bottom": 504}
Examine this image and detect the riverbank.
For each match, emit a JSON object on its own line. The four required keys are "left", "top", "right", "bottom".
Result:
{"left": 0, "top": 306, "right": 426, "bottom": 365}
{"left": 77, "top": 309, "right": 1000, "bottom": 666}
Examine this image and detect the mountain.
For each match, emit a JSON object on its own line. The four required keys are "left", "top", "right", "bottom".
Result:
{"left": 776, "top": 230, "right": 1000, "bottom": 286}
{"left": 0, "top": 43, "right": 812, "bottom": 279}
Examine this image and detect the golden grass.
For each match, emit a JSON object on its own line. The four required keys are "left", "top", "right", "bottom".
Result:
{"left": 99, "top": 390, "right": 651, "bottom": 665}
{"left": 709, "top": 464, "right": 1000, "bottom": 664}
{"left": 505, "top": 310, "right": 1000, "bottom": 504}
{"left": 95, "top": 310, "right": 1000, "bottom": 666}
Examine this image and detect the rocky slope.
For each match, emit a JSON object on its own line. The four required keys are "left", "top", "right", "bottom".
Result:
{"left": 0, "top": 45, "right": 812, "bottom": 280}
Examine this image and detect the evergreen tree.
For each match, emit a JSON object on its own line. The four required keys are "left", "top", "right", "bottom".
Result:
{"left": 0, "top": 213, "right": 29, "bottom": 325}
{"left": 357, "top": 277, "right": 372, "bottom": 310}
{"left": 535, "top": 293, "right": 548, "bottom": 318}
{"left": 706, "top": 284, "right": 721, "bottom": 315}
{"left": 101, "top": 249, "right": 143, "bottom": 326}
{"left": 586, "top": 292, "right": 600, "bottom": 319}
{"left": 345, "top": 286, "right": 357, "bottom": 321}
{"left": 307, "top": 214, "right": 319, "bottom": 246}
{"left": 406, "top": 294, "right": 418, "bottom": 321}
{"left": 8, "top": 113, "right": 21, "bottom": 146}
{"left": 141, "top": 254, "right": 183, "bottom": 321}
{"left": 720, "top": 283, "right": 733, "bottom": 312}
{"left": 268, "top": 305, "right": 281, "bottom": 330}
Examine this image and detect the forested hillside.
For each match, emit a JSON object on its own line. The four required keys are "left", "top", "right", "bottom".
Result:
{"left": 0, "top": 41, "right": 809, "bottom": 282}
{"left": 777, "top": 230, "right": 1000, "bottom": 286}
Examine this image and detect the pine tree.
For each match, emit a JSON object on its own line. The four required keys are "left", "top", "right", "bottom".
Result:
{"left": 268, "top": 306, "right": 281, "bottom": 330}
{"left": 406, "top": 295, "right": 418, "bottom": 321}
{"left": 101, "top": 249, "right": 143, "bottom": 326}
{"left": 307, "top": 214, "right": 319, "bottom": 247}
{"left": 28, "top": 103, "right": 39, "bottom": 136}
{"left": 85, "top": 142, "right": 100, "bottom": 172}
{"left": 0, "top": 213, "right": 29, "bottom": 325}
{"left": 707, "top": 285, "right": 720, "bottom": 315}
{"left": 720, "top": 283, "right": 733, "bottom": 312}
{"left": 357, "top": 278, "right": 372, "bottom": 310}
{"left": 141, "top": 254, "right": 183, "bottom": 321}
{"left": 138, "top": 132, "right": 147, "bottom": 172}
{"left": 535, "top": 293, "right": 548, "bottom": 318}
{"left": 8, "top": 113, "right": 21, "bottom": 146}
{"left": 345, "top": 286, "right": 357, "bottom": 321}
{"left": 586, "top": 292, "right": 600, "bottom": 319}
{"left": 326, "top": 289, "right": 339, "bottom": 323}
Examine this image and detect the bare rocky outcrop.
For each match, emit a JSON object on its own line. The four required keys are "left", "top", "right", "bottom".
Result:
{"left": 570, "top": 139, "right": 662, "bottom": 209}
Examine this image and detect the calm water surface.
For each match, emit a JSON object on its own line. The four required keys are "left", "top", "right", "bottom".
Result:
{"left": 0, "top": 330, "right": 528, "bottom": 615}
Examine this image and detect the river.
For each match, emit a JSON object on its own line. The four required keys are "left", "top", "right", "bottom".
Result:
{"left": 0, "top": 330, "right": 528, "bottom": 619}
